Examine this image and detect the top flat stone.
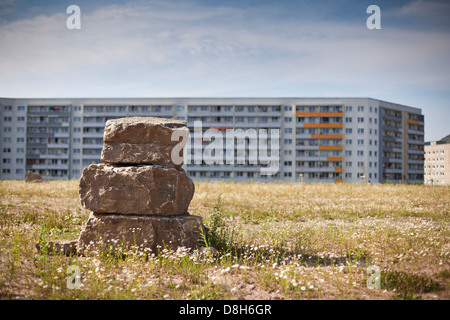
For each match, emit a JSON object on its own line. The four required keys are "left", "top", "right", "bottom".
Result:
{"left": 101, "top": 117, "right": 189, "bottom": 168}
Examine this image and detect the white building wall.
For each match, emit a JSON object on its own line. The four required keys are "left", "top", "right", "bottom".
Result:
{"left": 0, "top": 97, "right": 423, "bottom": 183}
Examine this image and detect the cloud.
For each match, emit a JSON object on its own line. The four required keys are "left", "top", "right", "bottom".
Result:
{"left": 396, "top": 0, "right": 450, "bottom": 18}
{"left": 385, "top": 0, "right": 450, "bottom": 28}
{"left": 0, "top": 0, "right": 449, "bottom": 98}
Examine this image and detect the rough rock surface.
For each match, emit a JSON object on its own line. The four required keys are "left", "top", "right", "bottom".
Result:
{"left": 100, "top": 117, "right": 189, "bottom": 169}
{"left": 79, "top": 164, "right": 194, "bottom": 216}
{"left": 77, "top": 212, "right": 205, "bottom": 252}
{"left": 36, "top": 239, "right": 78, "bottom": 255}
{"left": 25, "top": 171, "right": 44, "bottom": 182}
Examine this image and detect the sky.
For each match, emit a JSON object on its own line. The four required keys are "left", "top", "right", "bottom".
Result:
{"left": 0, "top": 0, "right": 449, "bottom": 141}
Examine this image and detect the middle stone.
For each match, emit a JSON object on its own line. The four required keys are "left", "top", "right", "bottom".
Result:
{"left": 79, "top": 163, "right": 194, "bottom": 216}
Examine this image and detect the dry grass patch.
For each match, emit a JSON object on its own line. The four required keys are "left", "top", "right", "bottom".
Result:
{"left": 0, "top": 180, "right": 448, "bottom": 300}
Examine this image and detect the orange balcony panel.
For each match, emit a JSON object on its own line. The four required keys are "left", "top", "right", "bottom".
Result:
{"left": 334, "top": 167, "right": 343, "bottom": 173}
{"left": 318, "top": 145, "right": 343, "bottom": 150}
{"left": 327, "top": 156, "right": 343, "bottom": 161}
{"left": 311, "top": 134, "right": 343, "bottom": 139}
{"left": 296, "top": 112, "right": 343, "bottom": 117}
{"left": 408, "top": 119, "right": 420, "bottom": 125}
{"left": 334, "top": 179, "right": 343, "bottom": 183}
{"left": 303, "top": 123, "right": 343, "bottom": 128}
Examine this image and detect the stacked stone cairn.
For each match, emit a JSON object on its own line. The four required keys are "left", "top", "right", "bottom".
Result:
{"left": 77, "top": 116, "right": 206, "bottom": 254}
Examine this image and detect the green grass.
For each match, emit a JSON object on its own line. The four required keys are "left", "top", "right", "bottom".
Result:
{"left": 0, "top": 180, "right": 449, "bottom": 300}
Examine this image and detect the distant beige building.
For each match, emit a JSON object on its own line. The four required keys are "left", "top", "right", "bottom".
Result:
{"left": 425, "top": 136, "right": 450, "bottom": 185}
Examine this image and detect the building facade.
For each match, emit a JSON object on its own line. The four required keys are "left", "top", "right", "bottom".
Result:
{"left": 0, "top": 97, "right": 424, "bottom": 183}
{"left": 424, "top": 137, "right": 450, "bottom": 185}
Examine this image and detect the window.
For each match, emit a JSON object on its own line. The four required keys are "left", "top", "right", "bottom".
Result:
{"left": 358, "top": 139, "right": 364, "bottom": 145}
{"left": 346, "top": 139, "right": 352, "bottom": 145}
{"left": 346, "top": 128, "right": 353, "bottom": 134}
{"left": 357, "top": 150, "right": 364, "bottom": 156}
{"left": 346, "top": 117, "right": 352, "bottom": 123}
{"left": 284, "top": 139, "right": 292, "bottom": 144}
{"left": 18, "top": 106, "right": 25, "bottom": 111}
{"left": 358, "top": 128, "right": 364, "bottom": 134}
{"left": 357, "top": 117, "right": 364, "bottom": 123}
{"left": 346, "top": 106, "right": 353, "bottom": 112}
{"left": 284, "top": 117, "right": 292, "bottom": 122}
{"left": 17, "top": 116, "right": 25, "bottom": 121}
{"left": 284, "top": 128, "right": 292, "bottom": 133}
{"left": 3, "top": 116, "right": 12, "bottom": 122}
{"left": 358, "top": 106, "right": 365, "bottom": 112}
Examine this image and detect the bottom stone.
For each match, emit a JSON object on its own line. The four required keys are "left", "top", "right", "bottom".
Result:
{"left": 78, "top": 213, "right": 205, "bottom": 253}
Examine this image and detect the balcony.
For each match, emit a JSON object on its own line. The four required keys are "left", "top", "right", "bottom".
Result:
{"left": 26, "top": 143, "right": 47, "bottom": 148}
{"left": 383, "top": 157, "right": 402, "bottom": 163}
{"left": 295, "top": 166, "right": 338, "bottom": 173}
{"left": 408, "top": 159, "right": 424, "bottom": 165}
{"left": 48, "top": 143, "right": 69, "bottom": 149}
{"left": 382, "top": 113, "right": 402, "bottom": 122}
{"left": 384, "top": 167, "right": 403, "bottom": 174}
{"left": 26, "top": 164, "right": 69, "bottom": 170}
{"left": 39, "top": 154, "right": 70, "bottom": 159}
{"left": 83, "top": 122, "right": 107, "bottom": 127}
{"left": 382, "top": 124, "right": 402, "bottom": 132}
{"left": 408, "top": 168, "right": 424, "bottom": 175}
{"left": 295, "top": 145, "right": 319, "bottom": 150}
{"left": 383, "top": 146, "right": 403, "bottom": 153}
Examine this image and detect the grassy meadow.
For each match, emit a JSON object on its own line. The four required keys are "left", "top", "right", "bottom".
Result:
{"left": 0, "top": 180, "right": 449, "bottom": 300}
